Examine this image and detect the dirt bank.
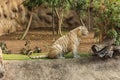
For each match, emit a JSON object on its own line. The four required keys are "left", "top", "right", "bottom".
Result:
{"left": 2, "top": 57, "right": 120, "bottom": 80}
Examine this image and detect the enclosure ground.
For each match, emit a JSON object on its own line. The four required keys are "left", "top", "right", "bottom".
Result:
{"left": 0, "top": 30, "right": 95, "bottom": 54}
{"left": 1, "top": 30, "right": 120, "bottom": 80}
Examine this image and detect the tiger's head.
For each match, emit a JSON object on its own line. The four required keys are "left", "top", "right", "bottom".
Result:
{"left": 77, "top": 26, "right": 89, "bottom": 37}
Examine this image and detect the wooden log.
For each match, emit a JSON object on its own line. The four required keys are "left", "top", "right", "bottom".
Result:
{"left": 91, "top": 38, "right": 120, "bottom": 58}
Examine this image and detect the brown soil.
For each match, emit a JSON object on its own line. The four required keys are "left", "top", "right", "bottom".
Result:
{"left": 0, "top": 30, "right": 95, "bottom": 54}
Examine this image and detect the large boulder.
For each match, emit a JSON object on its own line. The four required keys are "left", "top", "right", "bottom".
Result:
{"left": 0, "top": 47, "right": 5, "bottom": 78}
{"left": 0, "top": 0, "right": 27, "bottom": 36}
{"left": 3, "top": 57, "right": 120, "bottom": 80}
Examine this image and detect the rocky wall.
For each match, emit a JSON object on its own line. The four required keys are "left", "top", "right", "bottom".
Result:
{"left": 0, "top": 0, "right": 82, "bottom": 36}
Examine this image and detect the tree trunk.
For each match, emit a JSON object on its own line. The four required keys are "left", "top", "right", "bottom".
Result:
{"left": 80, "top": 18, "right": 85, "bottom": 26}
{"left": 88, "top": 0, "right": 93, "bottom": 31}
{"left": 52, "top": 6, "right": 55, "bottom": 36}
{"left": 54, "top": 8, "right": 63, "bottom": 36}
{"left": 20, "top": 13, "right": 33, "bottom": 40}
{"left": 58, "top": 18, "right": 62, "bottom": 35}
{"left": 58, "top": 12, "right": 63, "bottom": 36}
{"left": 88, "top": 9, "right": 91, "bottom": 30}
{"left": 77, "top": 12, "right": 86, "bottom": 26}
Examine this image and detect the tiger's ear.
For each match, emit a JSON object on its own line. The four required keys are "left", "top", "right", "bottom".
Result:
{"left": 78, "top": 26, "right": 82, "bottom": 29}
{"left": 79, "top": 26, "right": 86, "bottom": 29}
{"left": 77, "top": 27, "right": 82, "bottom": 37}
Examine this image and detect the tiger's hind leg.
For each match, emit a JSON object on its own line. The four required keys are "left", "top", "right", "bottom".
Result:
{"left": 72, "top": 45, "right": 80, "bottom": 58}
{"left": 56, "top": 53, "right": 65, "bottom": 59}
{"left": 49, "top": 51, "right": 65, "bottom": 59}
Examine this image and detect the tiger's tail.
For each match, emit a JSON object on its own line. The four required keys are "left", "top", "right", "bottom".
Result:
{"left": 28, "top": 54, "right": 48, "bottom": 59}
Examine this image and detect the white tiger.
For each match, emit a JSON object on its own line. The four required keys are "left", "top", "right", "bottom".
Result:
{"left": 28, "top": 26, "right": 89, "bottom": 59}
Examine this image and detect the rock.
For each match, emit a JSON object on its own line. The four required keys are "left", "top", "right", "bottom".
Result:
{"left": 3, "top": 57, "right": 120, "bottom": 80}
{"left": 0, "top": 47, "right": 5, "bottom": 79}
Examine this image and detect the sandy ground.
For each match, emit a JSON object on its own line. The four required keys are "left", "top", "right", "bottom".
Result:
{"left": 2, "top": 57, "right": 120, "bottom": 80}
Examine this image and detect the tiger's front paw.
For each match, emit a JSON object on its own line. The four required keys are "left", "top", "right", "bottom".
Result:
{"left": 73, "top": 55, "right": 80, "bottom": 58}
{"left": 58, "top": 56, "right": 65, "bottom": 59}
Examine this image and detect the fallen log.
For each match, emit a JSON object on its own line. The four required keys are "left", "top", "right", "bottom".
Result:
{"left": 91, "top": 39, "right": 120, "bottom": 58}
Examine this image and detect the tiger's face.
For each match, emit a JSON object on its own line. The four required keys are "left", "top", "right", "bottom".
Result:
{"left": 78, "top": 26, "right": 89, "bottom": 36}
